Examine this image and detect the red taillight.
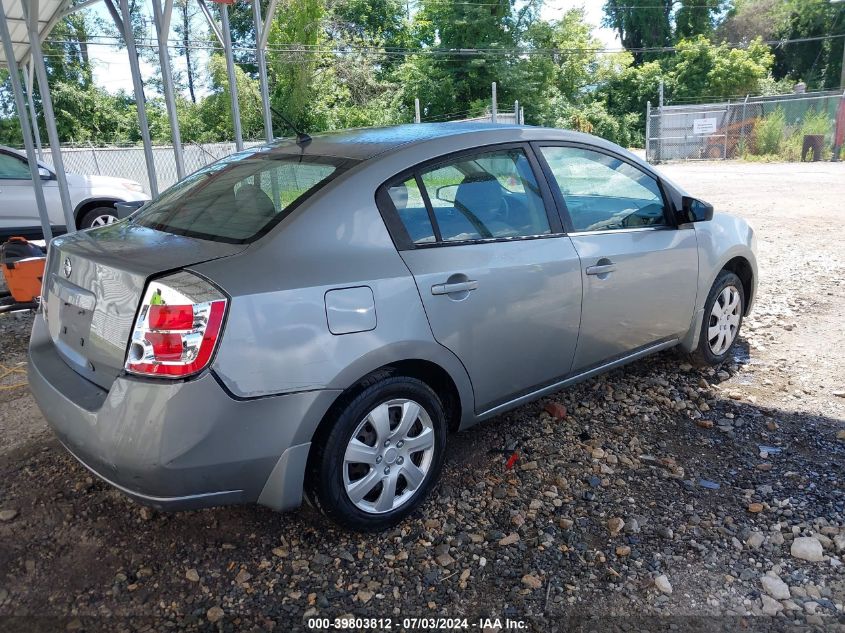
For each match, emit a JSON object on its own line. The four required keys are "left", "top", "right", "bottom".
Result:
{"left": 125, "top": 275, "right": 227, "bottom": 379}
{"left": 145, "top": 332, "right": 185, "bottom": 361}
{"left": 148, "top": 305, "right": 194, "bottom": 330}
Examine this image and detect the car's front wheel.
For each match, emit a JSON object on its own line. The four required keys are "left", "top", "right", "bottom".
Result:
{"left": 308, "top": 374, "right": 447, "bottom": 531}
{"left": 79, "top": 206, "right": 119, "bottom": 229}
{"left": 692, "top": 270, "right": 745, "bottom": 365}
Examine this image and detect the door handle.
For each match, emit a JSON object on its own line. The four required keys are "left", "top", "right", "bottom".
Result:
{"left": 586, "top": 262, "right": 617, "bottom": 276}
{"left": 431, "top": 280, "right": 479, "bottom": 295}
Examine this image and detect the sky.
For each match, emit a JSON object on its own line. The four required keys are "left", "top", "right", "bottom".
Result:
{"left": 87, "top": 0, "right": 620, "bottom": 96}
{"left": 540, "top": 0, "right": 619, "bottom": 48}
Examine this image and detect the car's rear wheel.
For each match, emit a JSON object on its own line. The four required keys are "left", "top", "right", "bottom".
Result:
{"left": 692, "top": 270, "right": 745, "bottom": 365}
{"left": 308, "top": 374, "right": 447, "bottom": 531}
{"left": 79, "top": 206, "right": 119, "bottom": 229}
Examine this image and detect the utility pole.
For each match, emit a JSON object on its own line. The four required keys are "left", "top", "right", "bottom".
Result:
{"left": 657, "top": 79, "right": 664, "bottom": 163}
{"left": 414, "top": 98, "right": 421, "bottom": 123}
{"left": 491, "top": 82, "right": 498, "bottom": 124}
{"left": 841, "top": 35, "right": 845, "bottom": 90}
{"left": 835, "top": 0, "right": 845, "bottom": 88}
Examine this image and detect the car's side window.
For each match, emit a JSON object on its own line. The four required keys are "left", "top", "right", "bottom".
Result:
{"left": 387, "top": 148, "right": 552, "bottom": 246}
{"left": 387, "top": 177, "right": 436, "bottom": 245}
{"left": 540, "top": 146, "right": 667, "bottom": 232}
{"left": 0, "top": 153, "right": 32, "bottom": 180}
{"left": 411, "top": 148, "right": 551, "bottom": 243}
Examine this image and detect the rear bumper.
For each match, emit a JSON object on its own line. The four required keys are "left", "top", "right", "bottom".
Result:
{"left": 28, "top": 312, "right": 339, "bottom": 511}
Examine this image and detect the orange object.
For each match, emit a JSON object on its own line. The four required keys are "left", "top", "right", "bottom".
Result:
{"left": 1, "top": 237, "right": 46, "bottom": 303}
{"left": 2, "top": 257, "right": 45, "bottom": 303}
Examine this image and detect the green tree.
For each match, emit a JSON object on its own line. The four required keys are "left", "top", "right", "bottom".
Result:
{"left": 201, "top": 54, "right": 264, "bottom": 141}
{"left": 265, "top": 0, "right": 325, "bottom": 131}
{"left": 603, "top": 0, "right": 726, "bottom": 64}
{"left": 675, "top": 0, "right": 725, "bottom": 40}
{"left": 719, "top": 0, "right": 844, "bottom": 89}
{"left": 603, "top": 0, "right": 672, "bottom": 65}
{"left": 670, "top": 35, "right": 773, "bottom": 100}
{"left": 521, "top": 8, "right": 602, "bottom": 125}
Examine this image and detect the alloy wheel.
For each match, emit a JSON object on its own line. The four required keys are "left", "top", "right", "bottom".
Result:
{"left": 90, "top": 214, "right": 118, "bottom": 227}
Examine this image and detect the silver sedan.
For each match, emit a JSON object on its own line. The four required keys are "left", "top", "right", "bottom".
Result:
{"left": 28, "top": 124, "right": 757, "bottom": 531}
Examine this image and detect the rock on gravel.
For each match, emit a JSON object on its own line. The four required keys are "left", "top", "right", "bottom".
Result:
{"left": 607, "top": 517, "right": 624, "bottom": 536}
{"left": 206, "top": 606, "right": 224, "bottom": 623}
{"left": 761, "top": 594, "right": 783, "bottom": 616}
{"left": 0, "top": 509, "right": 18, "bottom": 521}
{"left": 761, "top": 574, "right": 790, "bottom": 600}
{"left": 521, "top": 574, "right": 543, "bottom": 590}
{"left": 791, "top": 537, "right": 825, "bottom": 562}
{"left": 654, "top": 575, "right": 672, "bottom": 595}
{"left": 746, "top": 532, "right": 765, "bottom": 549}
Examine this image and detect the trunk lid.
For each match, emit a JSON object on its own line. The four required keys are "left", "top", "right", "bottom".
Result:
{"left": 43, "top": 222, "right": 245, "bottom": 390}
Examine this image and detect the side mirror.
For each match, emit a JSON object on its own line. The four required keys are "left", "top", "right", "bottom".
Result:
{"left": 115, "top": 200, "right": 146, "bottom": 219}
{"left": 677, "top": 196, "right": 714, "bottom": 224}
{"left": 435, "top": 184, "right": 458, "bottom": 204}
{"left": 38, "top": 167, "right": 53, "bottom": 180}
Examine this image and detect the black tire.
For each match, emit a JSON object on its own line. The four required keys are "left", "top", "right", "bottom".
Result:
{"left": 79, "top": 206, "right": 119, "bottom": 229}
{"left": 691, "top": 270, "right": 745, "bottom": 366}
{"left": 307, "top": 373, "right": 447, "bottom": 531}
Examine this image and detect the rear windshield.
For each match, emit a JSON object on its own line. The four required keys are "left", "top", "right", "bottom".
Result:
{"left": 132, "top": 150, "right": 355, "bottom": 243}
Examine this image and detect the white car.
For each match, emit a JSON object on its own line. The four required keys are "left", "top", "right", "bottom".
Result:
{"left": 0, "top": 145, "right": 150, "bottom": 240}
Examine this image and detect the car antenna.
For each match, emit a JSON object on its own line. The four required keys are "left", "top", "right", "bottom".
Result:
{"left": 270, "top": 106, "right": 311, "bottom": 146}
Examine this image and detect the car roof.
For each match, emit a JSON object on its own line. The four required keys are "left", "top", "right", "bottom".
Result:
{"left": 258, "top": 123, "right": 604, "bottom": 161}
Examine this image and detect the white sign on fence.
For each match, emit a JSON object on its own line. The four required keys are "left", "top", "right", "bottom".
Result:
{"left": 693, "top": 118, "right": 718, "bottom": 135}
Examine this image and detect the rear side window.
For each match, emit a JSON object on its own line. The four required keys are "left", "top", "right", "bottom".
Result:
{"left": 387, "top": 177, "right": 436, "bottom": 244}
{"left": 132, "top": 151, "right": 354, "bottom": 243}
{"left": 389, "top": 148, "right": 551, "bottom": 245}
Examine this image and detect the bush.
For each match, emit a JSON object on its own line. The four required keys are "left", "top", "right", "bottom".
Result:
{"left": 747, "top": 108, "right": 833, "bottom": 161}
{"left": 799, "top": 110, "right": 832, "bottom": 138}
{"left": 753, "top": 107, "right": 786, "bottom": 155}
{"left": 556, "top": 102, "right": 641, "bottom": 148}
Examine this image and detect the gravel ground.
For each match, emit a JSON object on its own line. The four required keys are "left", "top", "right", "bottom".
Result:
{"left": 0, "top": 161, "right": 844, "bottom": 632}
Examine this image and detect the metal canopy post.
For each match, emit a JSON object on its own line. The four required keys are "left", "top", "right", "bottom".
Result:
{"left": 25, "top": 0, "right": 76, "bottom": 232}
{"left": 152, "top": 0, "right": 185, "bottom": 180}
{"left": 219, "top": 3, "right": 242, "bottom": 150}
{"left": 252, "top": 0, "right": 273, "bottom": 142}
{"left": 24, "top": 60, "right": 43, "bottom": 159}
{"left": 111, "top": 0, "right": 158, "bottom": 196}
{"left": 0, "top": 0, "right": 52, "bottom": 240}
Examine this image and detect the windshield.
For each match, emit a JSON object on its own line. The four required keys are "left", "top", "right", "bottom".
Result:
{"left": 132, "top": 150, "right": 355, "bottom": 243}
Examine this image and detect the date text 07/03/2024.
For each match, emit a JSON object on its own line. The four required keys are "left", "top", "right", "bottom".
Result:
{"left": 306, "top": 616, "right": 528, "bottom": 630}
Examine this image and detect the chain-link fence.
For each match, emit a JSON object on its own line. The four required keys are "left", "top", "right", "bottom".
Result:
{"left": 33, "top": 113, "right": 520, "bottom": 195}
{"left": 33, "top": 112, "right": 516, "bottom": 193}
{"left": 447, "top": 111, "right": 518, "bottom": 124}
{"left": 646, "top": 90, "right": 845, "bottom": 162}
{"left": 36, "top": 141, "right": 264, "bottom": 195}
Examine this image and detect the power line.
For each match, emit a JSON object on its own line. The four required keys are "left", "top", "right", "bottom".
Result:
{"left": 412, "top": 1, "right": 724, "bottom": 7}
{"left": 39, "top": 31, "right": 845, "bottom": 58}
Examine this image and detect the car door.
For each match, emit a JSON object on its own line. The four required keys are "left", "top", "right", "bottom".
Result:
{"left": 535, "top": 143, "right": 698, "bottom": 372}
{"left": 377, "top": 144, "right": 583, "bottom": 413}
